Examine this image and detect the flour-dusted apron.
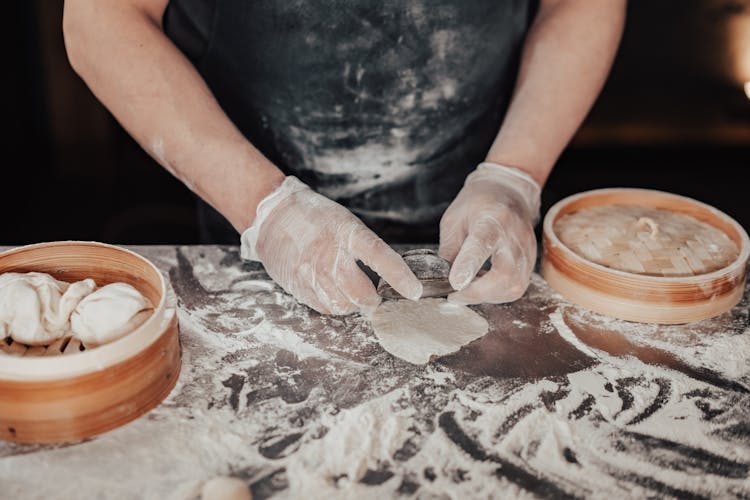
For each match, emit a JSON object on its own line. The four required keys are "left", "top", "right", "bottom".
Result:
{"left": 163, "top": 0, "right": 536, "bottom": 243}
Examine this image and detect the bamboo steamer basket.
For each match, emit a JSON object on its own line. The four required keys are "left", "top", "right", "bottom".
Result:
{"left": 542, "top": 189, "right": 750, "bottom": 324}
{"left": 0, "top": 241, "right": 181, "bottom": 444}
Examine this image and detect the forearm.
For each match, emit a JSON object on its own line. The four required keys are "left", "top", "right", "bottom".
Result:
{"left": 63, "top": 0, "right": 284, "bottom": 231}
{"left": 486, "top": 0, "right": 626, "bottom": 186}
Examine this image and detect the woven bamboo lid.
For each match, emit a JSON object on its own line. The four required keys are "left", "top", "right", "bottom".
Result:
{"left": 542, "top": 189, "right": 750, "bottom": 324}
{"left": 555, "top": 205, "right": 739, "bottom": 277}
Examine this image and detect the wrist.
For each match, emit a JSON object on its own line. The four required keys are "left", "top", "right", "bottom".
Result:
{"left": 476, "top": 162, "right": 540, "bottom": 189}
{"left": 239, "top": 176, "right": 309, "bottom": 261}
{"left": 469, "top": 162, "right": 542, "bottom": 224}
{"left": 229, "top": 168, "right": 286, "bottom": 232}
{"left": 484, "top": 151, "right": 548, "bottom": 187}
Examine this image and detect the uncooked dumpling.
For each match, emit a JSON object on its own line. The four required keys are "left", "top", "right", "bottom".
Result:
{"left": 70, "top": 283, "right": 153, "bottom": 345}
{"left": 370, "top": 298, "right": 489, "bottom": 364}
{"left": 201, "top": 476, "right": 252, "bottom": 500}
{"left": 0, "top": 272, "right": 96, "bottom": 345}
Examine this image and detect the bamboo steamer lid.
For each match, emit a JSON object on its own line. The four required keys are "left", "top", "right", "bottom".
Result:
{"left": 0, "top": 241, "right": 181, "bottom": 444}
{"left": 542, "top": 189, "right": 750, "bottom": 324}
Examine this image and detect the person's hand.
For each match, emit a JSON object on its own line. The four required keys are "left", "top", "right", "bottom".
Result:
{"left": 241, "top": 177, "right": 422, "bottom": 315}
{"left": 438, "top": 162, "right": 541, "bottom": 305}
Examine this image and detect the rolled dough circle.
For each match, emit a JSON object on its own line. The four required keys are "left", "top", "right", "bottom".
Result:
{"left": 370, "top": 298, "right": 489, "bottom": 364}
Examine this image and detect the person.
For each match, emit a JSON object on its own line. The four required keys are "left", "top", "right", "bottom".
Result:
{"left": 63, "top": 0, "right": 625, "bottom": 316}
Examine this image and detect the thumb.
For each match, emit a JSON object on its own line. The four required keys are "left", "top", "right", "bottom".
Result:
{"left": 448, "top": 216, "right": 502, "bottom": 291}
{"left": 438, "top": 213, "right": 465, "bottom": 263}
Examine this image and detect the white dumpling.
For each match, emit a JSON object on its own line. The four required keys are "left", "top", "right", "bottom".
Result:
{"left": 0, "top": 272, "right": 96, "bottom": 345}
{"left": 0, "top": 278, "right": 52, "bottom": 344}
{"left": 201, "top": 476, "right": 252, "bottom": 500}
{"left": 70, "top": 283, "right": 153, "bottom": 345}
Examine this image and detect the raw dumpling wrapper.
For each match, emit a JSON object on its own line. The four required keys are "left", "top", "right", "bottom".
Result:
{"left": 370, "top": 298, "right": 489, "bottom": 364}
{"left": 70, "top": 283, "right": 153, "bottom": 345}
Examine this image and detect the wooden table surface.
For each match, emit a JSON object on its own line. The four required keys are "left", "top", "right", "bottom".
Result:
{"left": 0, "top": 245, "right": 748, "bottom": 499}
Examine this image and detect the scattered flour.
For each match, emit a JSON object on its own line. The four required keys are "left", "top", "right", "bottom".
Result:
{"left": 1, "top": 246, "right": 748, "bottom": 499}
{"left": 286, "top": 390, "right": 413, "bottom": 497}
{"left": 559, "top": 301, "right": 750, "bottom": 383}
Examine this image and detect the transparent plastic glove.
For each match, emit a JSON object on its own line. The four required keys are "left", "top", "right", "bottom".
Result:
{"left": 241, "top": 177, "right": 423, "bottom": 315}
{"left": 438, "top": 162, "right": 541, "bottom": 305}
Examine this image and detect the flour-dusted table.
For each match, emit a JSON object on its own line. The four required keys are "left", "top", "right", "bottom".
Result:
{"left": 1, "top": 245, "right": 748, "bottom": 499}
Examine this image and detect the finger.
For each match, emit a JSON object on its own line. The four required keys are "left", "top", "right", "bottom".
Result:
{"left": 438, "top": 210, "right": 465, "bottom": 263}
{"left": 449, "top": 232, "right": 534, "bottom": 305}
{"left": 448, "top": 215, "right": 503, "bottom": 291}
{"left": 334, "top": 257, "right": 382, "bottom": 316}
{"left": 293, "top": 281, "right": 333, "bottom": 315}
{"left": 448, "top": 261, "right": 527, "bottom": 305}
{"left": 299, "top": 293, "right": 333, "bottom": 315}
{"left": 307, "top": 251, "right": 358, "bottom": 315}
{"left": 286, "top": 262, "right": 333, "bottom": 315}
{"left": 348, "top": 226, "right": 423, "bottom": 301}
{"left": 313, "top": 271, "right": 358, "bottom": 315}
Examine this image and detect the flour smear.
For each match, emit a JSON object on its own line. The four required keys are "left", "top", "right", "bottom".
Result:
{"left": 0, "top": 246, "right": 747, "bottom": 499}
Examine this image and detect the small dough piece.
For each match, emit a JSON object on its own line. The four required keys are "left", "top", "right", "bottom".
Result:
{"left": 201, "top": 476, "right": 252, "bottom": 500}
{"left": 0, "top": 272, "right": 96, "bottom": 345}
{"left": 70, "top": 283, "right": 153, "bottom": 345}
{"left": 370, "top": 297, "right": 489, "bottom": 364}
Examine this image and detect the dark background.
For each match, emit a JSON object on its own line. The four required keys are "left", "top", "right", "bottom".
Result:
{"left": 4, "top": 0, "right": 749, "bottom": 245}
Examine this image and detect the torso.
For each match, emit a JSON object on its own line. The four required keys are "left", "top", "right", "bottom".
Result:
{"left": 164, "top": 0, "right": 535, "bottom": 241}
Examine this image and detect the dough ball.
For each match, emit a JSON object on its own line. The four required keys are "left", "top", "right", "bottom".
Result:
{"left": 0, "top": 272, "right": 96, "bottom": 345}
{"left": 70, "top": 283, "right": 153, "bottom": 345}
{"left": 201, "top": 476, "right": 252, "bottom": 500}
{"left": 370, "top": 297, "right": 489, "bottom": 364}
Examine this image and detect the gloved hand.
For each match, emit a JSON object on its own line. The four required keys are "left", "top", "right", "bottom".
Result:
{"left": 241, "top": 177, "right": 423, "bottom": 315}
{"left": 438, "top": 162, "right": 541, "bottom": 305}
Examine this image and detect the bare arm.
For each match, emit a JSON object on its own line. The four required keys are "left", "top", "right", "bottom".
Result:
{"left": 63, "top": 0, "right": 423, "bottom": 315}
{"left": 439, "top": 0, "right": 625, "bottom": 304}
{"left": 486, "top": 0, "right": 626, "bottom": 186}
{"left": 63, "top": 0, "right": 285, "bottom": 231}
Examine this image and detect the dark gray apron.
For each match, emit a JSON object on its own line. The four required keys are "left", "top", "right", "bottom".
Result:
{"left": 164, "top": 0, "right": 536, "bottom": 243}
